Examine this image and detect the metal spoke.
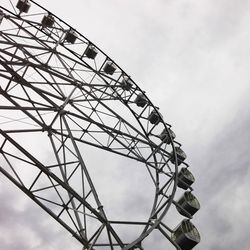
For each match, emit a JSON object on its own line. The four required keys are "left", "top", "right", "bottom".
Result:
{"left": 0, "top": 2, "right": 200, "bottom": 249}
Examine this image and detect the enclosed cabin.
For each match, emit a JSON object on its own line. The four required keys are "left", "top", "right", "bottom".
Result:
{"left": 120, "top": 76, "right": 133, "bottom": 91}
{"left": 134, "top": 93, "right": 147, "bottom": 107}
{"left": 103, "top": 60, "right": 117, "bottom": 75}
{"left": 160, "top": 128, "right": 176, "bottom": 144}
{"left": 41, "top": 14, "right": 55, "bottom": 28}
{"left": 148, "top": 110, "right": 162, "bottom": 125}
{"left": 176, "top": 192, "right": 200, "bottom": 218}
{"left": 0, "top": 10, "right": 4, "bottom": 25}
{"left": 64, "top": 30, "right": 78, "bottom": 44}
{"left": 170, "top": 147, "right": 187, "bottom": 166}
{"left": 16, "top": 0, "right": 31, "bottom": 13}
{"left": 177, "top": 167, "right": 195, "bottom": 190}
{"left": 84, "top": 45, "right": 98, "bottom": 59}
{"left": 172, "top": 219, "right": 200, "bottom": 250}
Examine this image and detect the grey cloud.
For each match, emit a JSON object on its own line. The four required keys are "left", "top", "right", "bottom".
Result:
{"left": 193, "top": 97, "right": 250, "bottom": 250}
{"left": 0, "top": 180, "right": 80, "bottom": 250}
{"left": 1, "top": 0, "right": 250, "bottom": 250}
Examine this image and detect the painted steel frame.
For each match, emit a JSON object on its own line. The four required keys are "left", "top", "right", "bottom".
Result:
{"left": 0, "top": 1, "right": 193, "bottom": 249}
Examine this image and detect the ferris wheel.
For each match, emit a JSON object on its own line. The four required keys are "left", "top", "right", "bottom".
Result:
{"left": 0, "top": 1, "right": 200, "bottom": 249}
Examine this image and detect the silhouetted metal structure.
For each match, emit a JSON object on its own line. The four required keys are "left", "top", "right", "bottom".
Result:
{"left": 0, "top": 1, "right": 200, "bottom": 249}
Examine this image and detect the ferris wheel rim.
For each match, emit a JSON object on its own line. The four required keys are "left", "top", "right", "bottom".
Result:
{"left": 0, "top": 1, "right": 196, "bottom": 249}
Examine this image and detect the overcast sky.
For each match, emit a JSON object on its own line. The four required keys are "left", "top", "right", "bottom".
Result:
{"left": 1, "top": 0, "right": 250, "bottom": 249}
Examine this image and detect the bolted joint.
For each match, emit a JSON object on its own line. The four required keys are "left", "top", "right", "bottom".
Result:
{"left": 97, "top": 204, "right": 104, "bottom": 210}
{"left": 62, "top": 203, "right": 68, "bottom": 210}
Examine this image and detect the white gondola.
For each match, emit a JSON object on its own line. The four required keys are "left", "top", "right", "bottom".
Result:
{"left": 172, "top": 219, "right": 200, "bottom": 250}
{"left": 0, "top": 10, "right": 4, "bottom": 25}
{"left": 120, "top": 76, "right": 133, "bottom": 91}
{"left": 65, "top": 30, "right": 78, "bottom": 44}
{"left": 170, "top": 147, "right": 187, "bottom": 165}
{"left": 148, "top": 110, "right": 162, "bottom": 125}
{"left": 134, "top": 93, "right": 147, "bottom": 107}
{"left": 84, "top": 45, "right": 98, "bottom": 59}
{"left": 177, "top": 167, "right": 195, "bottom": 190}
{"left": 41, "top": 14, "right": 55, "bottom": 28}
{"left": 103, "top": 61, "right": 117, "bottom": 75}
{"left": 159, "top": 128, "right": 176, "bottom": 144}
{"left": 16, "top": 0, "right": 31, "bottom": 13}
{"left": 176, "top": 192, "right": 200, "bottom": 217}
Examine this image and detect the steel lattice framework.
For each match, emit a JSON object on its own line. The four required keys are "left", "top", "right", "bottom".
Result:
{"left": 0, "top": 1, "right": 200, "bottom": 249}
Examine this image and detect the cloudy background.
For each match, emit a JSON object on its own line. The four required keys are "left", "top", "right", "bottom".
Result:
{"left": 1, "top": 0, "right": 250, "bottom": 249}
